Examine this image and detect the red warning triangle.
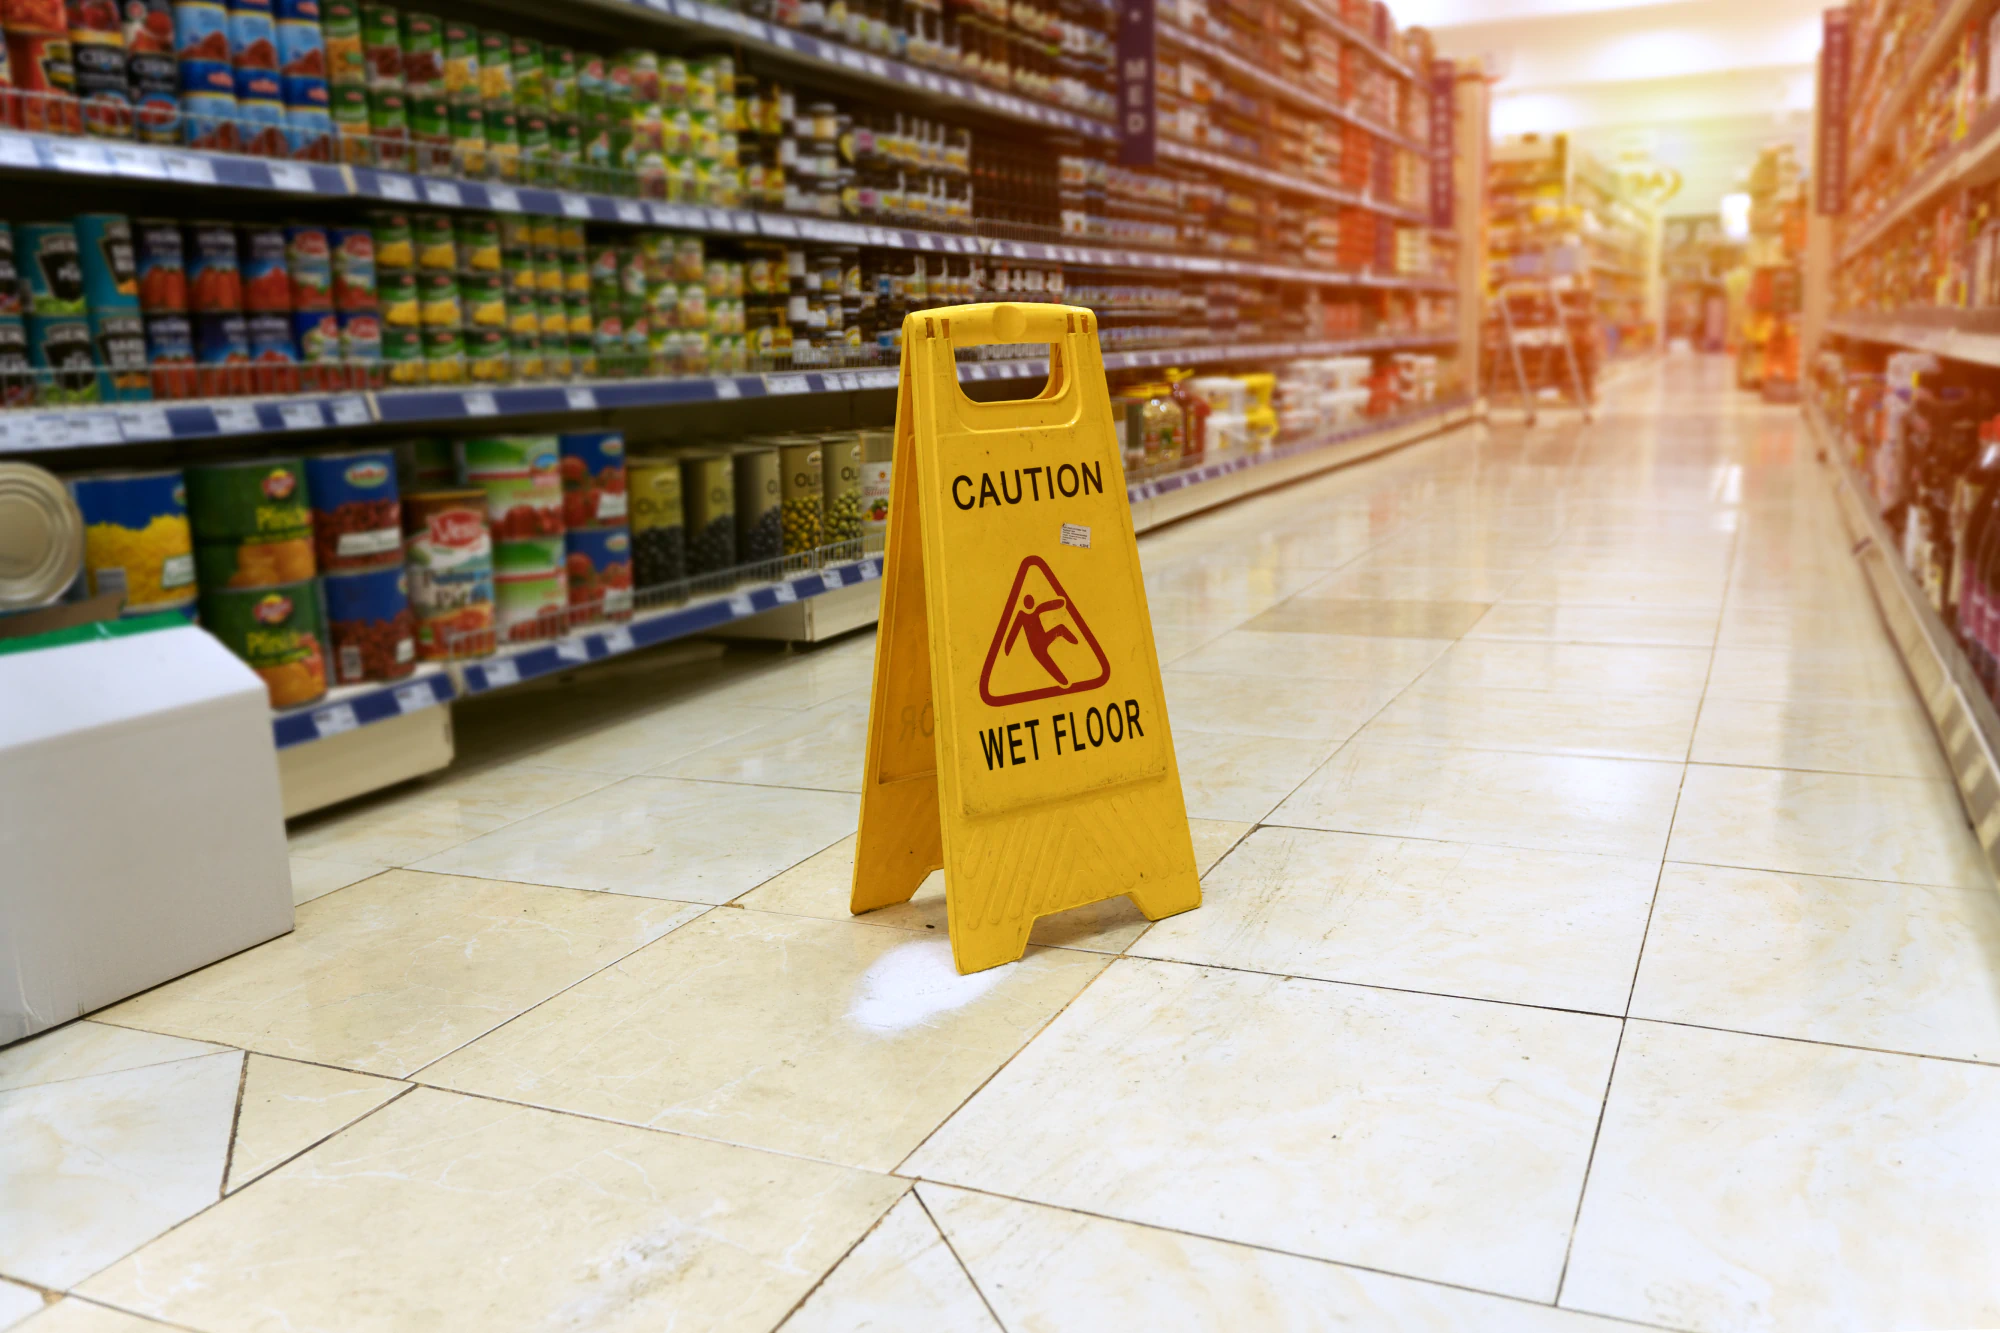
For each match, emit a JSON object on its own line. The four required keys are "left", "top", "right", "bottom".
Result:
{"left": 978, "top": 556, "right": 1112, "bottom": 706}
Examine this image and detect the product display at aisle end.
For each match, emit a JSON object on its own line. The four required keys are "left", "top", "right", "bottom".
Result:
{"left": 0, "top": 0, "right": 1484, "bottom": 820}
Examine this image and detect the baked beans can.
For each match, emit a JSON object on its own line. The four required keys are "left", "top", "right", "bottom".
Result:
{"left": 563, "top": 525, "right": 630, "bottom": 623}
{"left": 376, "top": 267, "right": 416, "bottom": 325}
{"left": 329, "top": 225, "right": 375, "bottom": 308}
{"left": 144, "top": 310, "right": 196, "bottom": 397}
{"left": 367, "top": 209, "right": 411, "bottom": 269}
{"left": 68, "top": 468, "right": 198, "bottom": 615}
{"left": 27, "top": 312, "right": 100, "bottom": 404}
{"left": 193, "top": 309, "right": 249, "bottom": 394}
{"left": 185, "top": 221, "right": 242, "bottom": 310}
{"left": 558, "top": 430, "right": 625, "bottom": 527}
{"left": 233, "top": 65, "right": 286, "bottom": 155}
{"left": 493, "top": 535, "right": 563, "bottom": 641}
{"left": 89, "top": 307, "right": 151, "bottom": 400}
{"left": 133, "top": 217, "right": 187, "bottom": 310}
{"left": 74, "top": 213, "right": 139, "bottom": 310}
{"left": 323, "top": 562, "right": 415, "bottom": 682}
{"left": 304, "top": 447, "right": 400, "bottom": 570}
{"left": 17, "top": 221, "right": 87, "bottom": 317}
{"left": 402, "top": 487, "right": 492, "bottom": 658}
{"left": 0, "top": 316, "right": 33, "bottom": 409}
{"left": 282, "top": 223, "right": 331, "bottom": 308}
{"left": 199, "top": 577, "right": 327, "bottom": 707}
{"left": 186, "top": 455, "right": 312, "bottom": 541}
{"left": 238, "top": 223, "right": 289, "bottom": 309}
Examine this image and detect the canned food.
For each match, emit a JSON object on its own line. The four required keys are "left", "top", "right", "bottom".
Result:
{"left": 276, "top": 14, "right": 322, "bottom": 75}
{"left": 304, "top": 447, "right": 399, "bottom": 571}
{"left": 476, "top": 27, "right": 508, "bottom": 102}
{"left": 558, "top": 430, "right": 625, "bottom": 528}
{"left": 133, "top": 217, "right": 186, "bottom": 310}
{"left": 193, "top": 309, "right": 250, "bottom": 395}
{"left": 67, "top": 467, "right": 197, "bottom": 614}
{"left": 380, "top": 320, "right": 421, "bottom": 383}
{"left": 185, "top": 221, "right": 242, "bottom": 310}
{"left": 626, "top": 456, "right": 683, "bottom": 589}
{"left": 73, "top": 214, "right": 139, "bottom": 311}
{"left": 453, "top": 213, "right": 499, "bottom": 273}
{"left": 0, "top": 318, "right": 29, "bottom": 410}
{"left": 233, "top": 67, "right": 287, "bottom": 155}
{"left": 416, "top": 268, "right": 459, "bottom": 326}
{"left": 286, "top": 101, "right": 333, "bottom": 159}
{"left": 292, "top": 308, "right": 339, "bottom": 382}
{"left": 564, "top": 524, "right": 631, "bottom": 623}
{"left": 413, "top": 212, "right": 455, "bottom": 271}
{"left": 185, "top": 455, "right": 311, "bottom": 542}
{"left": 238, "top": 223, "right": 290, "bottom": 310}
{"left": 337, "top": 307, "right": 380, "bottom": 366}
{"left": 173, "top": 0, "right": 230, "bottom": 62}
{"left": 730, "top": 442, "right": 780, "bottom": 563}
{"left": 323, "top": 562, "right": 415, "bottom": 682}
{"left": 457, "top": 435, "right": 562, "bottom": 538}
{"left": 199, "top": 578, "right": 326, "bottom": 706}
{"left": 17, "top": 222, "right": 86, "bottom": 316}
{"left": 821, "top": 431, "right": 863, "bottom": 545}
{"left": 144, "top": 311, "right": 197, "bottom": 397}
{"left": 377, "top": 268, "right": 417, "bottom": 326}
{"left": 778, "top": 438, "right": 821, "bottom": 555}
{"left": 0, "top": 462, "right": 85, "bottom": 610}
{"left": 227, "top": 0, "right": 276, "bottom": 70}
{"left": 367, "top": 209, "right": 412, "bottom": 269}
{"left": 28, "top": 312, "right": 100, "bottom": 405}
{"left": 360, "top": 1, "right": 399, "bottom": 88}
{"left": 180, "top": 87, "right": 237, "bottom": 153}
{"left": 403, "top": 487, "right": 493, "bottom": 658}
{"left": 12, "top": 34, "right": 81, "bottom": 138}
{"left": 192, "top": 530, "right": 313, "bottom": 587}
{"left": 458, "top": 272, "right": 503, "bottom": 328}
{"left": 88, "top": 308, "right": 150, "bottom": 401}
{"left": 441, "top": 17, "right": 475, "bottom": 97}
{"left": 0, "top": 228, "right": 19, "bottom": 320}
{"left": 509, "top": 33, "right": 541, "bottom": 107}
{"left": 284, "top": 224, "right": 333, "bottom": 308}
{"left": 246, "top": 310, "right": 299, "bottom": 393}
{"left": 859, "top": 426, "right": 891, "bottom": 539}
{"left": 396, "top": 436, "right": 452, "bottom": 487}
{"left": 493, "top": 535, "right": 563, "bottom": 641}
{"left": 399, "top": 8, "right": 439, "bottom": 89}
{"left": 321, "top": 0, "right": 361, "bottom": 82}
{"left": 680, "top": 449, "right": 733, "bottom": 575}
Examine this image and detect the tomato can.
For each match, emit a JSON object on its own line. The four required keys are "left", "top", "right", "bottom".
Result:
{"left": 493, "top": 535, "right": 563, "bottom": 641}
{"left": 322, "top": 562, "right": 415, "bottom": 682}
{"left": 563, "top": 524, "right": 631, "bottom": 623}
{"left": 185, "top": 221, "right": 242, "bottom": 310}
{"left": 193, "top": 309, "right": 250, "bottom": 395}
{"left": 199, "top": 578, "right": 327, "bottom": 707}
{"left": 67, "top": 467, "right": 197, "bottom": 615}
{"left": 133, "top": 217, "right": 187, "bottom": 310}
{"left": 239, "top": 223, "right": 291, "bottom": 310}
{"left": 283, "top": 224, "right": 332, "bottom": 309}
{"left": 144, "top": 310, "right": 197, "bottom": 397}
{"left": 246, "top": 309, "right": 298, "bottom": 393}
{"left": 330, "top": 224, "right": 376, "bottom": 309}
{"left": 558, "top": 429, "right": 625, "bottom": 528}
{"left": 337, "top": 306, "right": 380, "bottom": 369}
{"left": 402, "top": 487, "right": 492, "bottom": 658}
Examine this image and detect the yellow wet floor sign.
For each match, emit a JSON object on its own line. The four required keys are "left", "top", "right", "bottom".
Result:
{"left": 851, "top": 302, "right": 1201, "bottom": 973}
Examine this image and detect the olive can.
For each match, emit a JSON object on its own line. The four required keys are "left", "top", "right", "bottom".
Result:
{"left": 627, "top": 455, "right": 684, "bottom": 590}
{"left": 680, "top": 449, "right": 734, "bottom": 576}
{"left": 777, "top": 438, "right": 822, "bottom": 555}
{"left": 199, "top": 578, "right": 328, "bottom": 707}
{"left": 729, "top": 442, "right": 780, "bottom": 565}
{"left": 821, "top": 430, "right": 863, "bottom": 546}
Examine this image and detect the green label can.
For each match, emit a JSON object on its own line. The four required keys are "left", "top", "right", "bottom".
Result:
{"left": 185, "top": 457, "right": 312, "bottom": 542}
{"left": 199, "top": 579, "right": 329, "bottom": 707}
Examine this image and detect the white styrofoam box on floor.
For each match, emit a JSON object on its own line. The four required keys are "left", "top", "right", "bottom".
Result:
{"left": 0, "top": 624, "right": 293, "bottom": 1044}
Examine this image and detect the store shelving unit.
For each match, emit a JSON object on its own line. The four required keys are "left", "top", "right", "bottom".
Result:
{"left": 3, "top": 0, "right": 1480, "bottom": 817}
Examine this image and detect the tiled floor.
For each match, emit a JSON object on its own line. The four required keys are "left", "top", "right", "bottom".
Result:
{"left": 8, "top": 355, "right": 2000, "bottom": 1331}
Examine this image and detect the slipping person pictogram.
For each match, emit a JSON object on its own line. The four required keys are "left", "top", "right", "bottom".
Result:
{"left": 978, "top": 555, "right": 1111, "bottom": 705}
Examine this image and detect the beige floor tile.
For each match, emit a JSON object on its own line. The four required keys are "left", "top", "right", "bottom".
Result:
{"left": 285, "top": 856, "right": 384, "bottom": 907}
{"left": 1689, "top": 695, "right": 1948, "bottom": 779}
{"left": 1173, "top": 728, "right": 1341, "bottom": 823}
{"left": 778, "top": 1193, "right": 998, "bottom": 1333}
{"left": 1359, "top": 683, "right": 1700, "bottom": 762}
{"left": 1562, "top": 1022, "right": 2000, "bottom": 1333}
{"left": 739, "top": 819, "right": 1251, "bottom": 954}
{"left": 13, "top": 1301, "right": 175, "bottom": 1331}
{"left": 413, "top": 776, "right": 859, "bottom": 904}
{"left": 691, "top": 647, "right": 879, "bottom": 712}
{"left": 422, "top": 910, "right": 1109, "bottom": 1171}
{"left": 0, "top": 1024, "right": 226, "bottom": 1095}
{"left": 1139, "top": 589, "right": 1283, "bottom": 631}
{"left": 1504, "top": 569, "right": 1727, "bottom": 608}
{"left": 78, "top": 1088, "right": 907, "bottom": 1333}
{"left": 1630, "top": 863, "right": 2000, "bottom": 1063}
{"left": 1145, "top": 622, "right": 1228, "bottom": 665}
{"left": 905, "top": 958, "right": 1620, "bottom": 1301}
{"left": 1715, "top": 602, "right": 1887, "bottom": 650}
{"left": 1133, "top": 827, "right": 1656, "bottom": 1013}
{"left": 1704, "top": 643, "right": 1915, "bottom": 704}
{"left": 922, "top": 1183, "right": 1637, "bottom": 1332}
{"left": 1169, "top": 629, "right": 1453, "bottom": 685}
{"left": 1162, "top": 671, "right": 1400, "bottom": 741}
{"left": 1669, "top": 764, "right": 1990, "bottom": 888}
{"left": 522, "top": 701, "right": 791, "bottom": 778}
{"left": 0, "top": 1281, "right": 44, "bottom": 1330}
{"left": 1420, "top": 639, "right": 1714, "bottom": 698}
{"left": 650, "top": 700, "right": 872, "bottom": 792}
{"left": 1296, "top": 565, "right": 1527, "bottom": 603}
{"left": 1, "top": 1050, "right": 240, "bottom": 1288}
{"left": 286, "top": 764, "right": 618, "bottom": 868}
{"left": 1271, "top": 741, "right": 1684, "bottom": 860}
{"left": 101, "top": 870, "right": 703, "bottom": 1078}
{"left": 1467, "top": 602, "right": 1719, "bottom": 647}
{"left": 223, "top": 1056, "right": 406, "bottom": 1194}
{"left": 1246, "top": 598, "right": 1493, "bottom": 639}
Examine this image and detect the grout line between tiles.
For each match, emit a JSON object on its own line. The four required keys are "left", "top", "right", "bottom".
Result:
{"left": 912, "top": 1187, "right": 1011, "bottom": 1331}
{"left": 761, "top": 1181, "right": 916, "bottom": 1332}
{"left": 216, "top": 1051, "right": 251, "bottom": 1199}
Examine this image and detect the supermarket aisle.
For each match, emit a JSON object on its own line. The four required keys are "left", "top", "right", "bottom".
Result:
{"left": 8, "top": 354, "right": 2000, "bottom": 1333}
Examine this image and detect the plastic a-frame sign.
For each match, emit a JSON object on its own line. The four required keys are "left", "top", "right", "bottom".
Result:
{"left": 851, "top": 302, "right": 1201, "bottom": 974}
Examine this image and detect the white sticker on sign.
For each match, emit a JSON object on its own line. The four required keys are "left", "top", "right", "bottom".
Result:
{"left": 1060, "top": 523, "right": 1090, "bottom": 549}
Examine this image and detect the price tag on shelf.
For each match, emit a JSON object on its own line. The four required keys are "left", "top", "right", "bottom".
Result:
{"left": 857, "top": 561, "right": 879, "bottom": 580}
{"left": 159, "top": 151, "right": 216, "bottom": 183}
{"left": 555, "top": 639, "right": 589, "bottom": 662}
{"left": 560, "top": 193, "right": 591, "bottom": 218}
{"left": 564, "top": 387, "right": 597, "bottom": 411}
{"left": 602, "top": 626, "right": 635, "bottom": 654}
{"left": 61, "top": 412, "right": 122, "bottom": 445}
{"left": 462, "top": 391, "right": 499, "bottom": 416}
{"left": 487, "top": 185, "right": 521, "bottom": 212}
{"left": 0, "top": 134, "right": 37, "bottom": 168}
{"left": 116, "top": 406, "right": 172, "bottom": 441}
{"left": 106, "top": 144, "right": 165, "bottom": 178}
{"left": 712, "top": 378, "right": 740, "bottom": 400}
{"left": 423, "top": 179, "right": 463, "bottom": 206}
{"left": 482, "top": 658, "right": 520, "bottom": 688}
{"left": 772, "top": 582, "right": 798, "bottom": 604}
{"left": 765, "top": 374, "right": 809, "bottom": 395}
{"left": 393, "top": 681, "right": 437, "bottom": 713}
{"left": 46, "top": 139, "right": 112, "bottom": 173}
{"left": 376, "top": 173, "right": 418, "bottom": 202}
{"left": 311, "top": 702, "right": 359, "bottom": 737}
{"left": 613, "top": 199, "right": 644, "bottom": 224}
{"left": 211, "top": 401, "right": 261, "bottom": 434}
{"left": 279, "top": 401, "right": 325, "bottom": 430}
{"left": 270, "top": 162, "right": 314, "bottom": 192}
{"left": 727, "top": 593, "right": 755, "bottom": 617}
{"left": 330, "top": 396, "right": 370, "bottom": 425}
{"left": 822, "top": 566, "right": 844, "bottom": 588}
